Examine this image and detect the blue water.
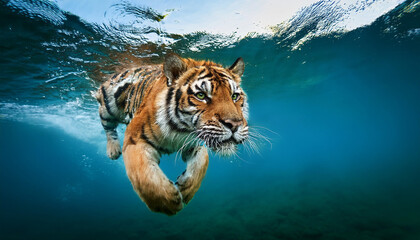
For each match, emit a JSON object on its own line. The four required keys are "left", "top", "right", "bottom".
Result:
{"left": 1, "top": 0, "right": 420, "bottom": 239}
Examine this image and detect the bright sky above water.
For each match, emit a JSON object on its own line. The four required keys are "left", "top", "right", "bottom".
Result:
{"left": 56, "top": 0, "right": 405, "bottom": 36}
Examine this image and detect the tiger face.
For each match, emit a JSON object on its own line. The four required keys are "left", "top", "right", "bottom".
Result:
{"left": 163, "top": 54, "right": 248, "bottom": 156}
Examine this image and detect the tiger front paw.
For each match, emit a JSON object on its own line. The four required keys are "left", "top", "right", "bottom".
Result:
{"left": 142, "top": 180, "right": 183, "bottom": 216}
{"left": 176, "top": 172, "right": 197, "bottom": 204}
{"left": 176, "top": 168, "right": 206, "bottom": 204}
{"left": 107, "top": 139, "right": 122, "bottom": 160}
{"left": 176, "top": 147, "right": 209, "bottom": 204}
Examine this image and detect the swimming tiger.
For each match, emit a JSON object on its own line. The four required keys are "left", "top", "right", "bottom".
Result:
{"left": 95, "top": 54, "right": 249, "bottom": 215}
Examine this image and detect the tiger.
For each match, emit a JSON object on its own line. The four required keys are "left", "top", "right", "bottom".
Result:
{"left": 95, "top": 54, "right": 249, "bottom": 215}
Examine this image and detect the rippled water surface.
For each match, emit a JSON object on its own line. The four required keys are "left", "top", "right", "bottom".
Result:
{"left": 0, "top": 0, "right": 419, "bottom": 239}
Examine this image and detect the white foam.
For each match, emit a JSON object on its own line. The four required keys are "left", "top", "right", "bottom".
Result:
{"left": 275, "top": 0, "right": 405, "bottom": 50}
{"left": 0, "top": 100, "right": 121, "bottom": 149}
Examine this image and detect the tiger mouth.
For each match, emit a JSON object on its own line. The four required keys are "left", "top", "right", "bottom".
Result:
{"left": 196, "top": 127, "right": 247, "bottom": 156}
{"left": 202, "top": 137, "right": 239, "bottom": 156}
{"left": 205, "top": 138, "right": 235, "bottom": 149}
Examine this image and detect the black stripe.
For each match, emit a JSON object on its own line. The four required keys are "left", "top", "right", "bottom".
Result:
{"left": 187, "top": 97, "right": 197, "bottom": 106}
{"left": 127, "top": 84, "right": 136, "bottom": 100}
{"left": 192, "top": 110, "right": 204, "bottom": 126}
{"left": 211, "top": 81, "right": 216, "bottom": 93}
{"left": 194, "top": 85, "right": 202, "bottom": 92}
{"left": 101, "top": 122, "right": 115, "bottom": 131}
{"left": 187, "top": 87, "right": 194, "bottom": 95}
{"left": 214, "top": 69, "right": 228, "bottom": 77}
{"left": 205, "top": 96, "right": 212, "bottom": 104}
{"left": 214, "top": 81, "right": 219, "bottom": 91}
{"left": 114, "top": 83, "right": 130, "bottom": 100}
{"left": 136, "top": 77, "right": 148, "bottom": 111}
{"left": 183, "top": 71, "right": 198, "bottom": 86}
{"left": 134, "top": 67, "right": 143, "bottom": 74}
{"left": 212, "top": 69, "right": 225, "bottom": 79}
{"left": 179, "top": 108, "right": 194, "bottom": 115}
{"left": 191, "top": 113, "right": 198, "bottom": 126}
{"left": 209, "top": 68, "right": 217, "bottom": 78}
{"left": 120, "top": 70, "right": 129, "bottom": 79}
{"left": 143, "top": 74, "right": 155, "bottom": 93}
{"left": 197, "top": 68, "right": 206, "bottom": 76}
{"left": 111, "top": 73, "right": 118, "bottom": 79}
{"left": 165, "top": 87, "right": 188, "bottom": 133}
{"left": 99, "top": 113, "right": 113, "bottom": 121}
{"left": 166, "top": 87, "right": 174, "bottom": 105}
{"left": 214, "top": 69, "right": 226, "bottom": 81}
{"left": 141, "top": 125, "right": 158, "bottom": 149}
{"left": 136, "top": 69, "right": 145, "bottom": 78}
{"left": 125, "top": 85, "right": 136, "bottom": 114}
{"left": 101, "top": 119, "right": 117, "bottom": 128}
{"left": 167, "top": 118, "right": 189, "bottom": 133}
{"left": 109, "top": 131, "right": 119, "bottom": 140}
{"left": 142, "top": 71, "right": 153, "bottom": 78}
{"left": 131, "top": 82, "right": 141, "bottom": 111}
{"left": 201, "top": 81, "right": 207, "bottom": 92}
{"left": 138, "top": 75, "right": 152, "bottom": 105}
{"left": 174, "top": 89, "right": 183, "bottom": 118}
{"left": 200, "top": 73, "right": 213, "bottom": 79}
{"left": 101, "top": 86, "right": 116, "bottom": 118}
{"left": 133, "top": 80, "right": 143, "bottom": 111}
{"left": 141, "top": 125, "right": 169, "bottom": 153}
{"left": 174, "top": 89, "right": 190, "bottom": 127}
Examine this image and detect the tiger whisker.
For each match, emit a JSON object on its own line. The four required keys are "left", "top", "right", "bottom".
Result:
{"left": 248, "top": 141, "right": 261, "bottom": 156}
{"left": 244, "top": 136, "right": 261, "bottom": 156}
{"left": 249, "top": 125, "right": 278, "bottom": 135}
{"left": 175, "top": 130, "right": 201, "bottom": 163}
{"left": 248, "top": 128, "right": 272, "bottom": 149}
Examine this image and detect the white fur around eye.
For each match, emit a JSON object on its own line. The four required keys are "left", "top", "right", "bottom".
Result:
{"left": 192, "top": 79, "right": 212, "bottom": 98}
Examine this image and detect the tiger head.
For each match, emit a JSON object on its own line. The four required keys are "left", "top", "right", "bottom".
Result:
{"left": 163, "top": 54, "right": 249, "bottom": 156}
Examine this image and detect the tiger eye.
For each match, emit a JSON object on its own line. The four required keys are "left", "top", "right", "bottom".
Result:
{"left": 232, "top": 93, "right": 240, "bottom": 101}
{"left": 196, "top": 92, "right": 206, "bottom": 100}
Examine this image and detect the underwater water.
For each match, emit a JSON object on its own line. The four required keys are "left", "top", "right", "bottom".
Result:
{"left": 1, "top": 0, "right": 420, "bottom": 239}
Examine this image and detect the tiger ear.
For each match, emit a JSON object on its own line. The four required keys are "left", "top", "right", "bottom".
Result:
{"left": 164, "top": 53, "right": 187, "bottom": 86}
{"left": 229, "top": 57, "right": 244, "bottom": 77}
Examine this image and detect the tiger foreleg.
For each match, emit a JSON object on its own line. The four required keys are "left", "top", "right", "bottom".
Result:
{"left": 105, "top": 128, "right": 122, "bottom": 160}
{"left": 123, "top": 141, "right": 183, "bottom": 215}
{"left": 176, "top": 146, "right": 209, "bottom": 204}
{"left": 99, "top": 106, "right": 122, "bottom": 160}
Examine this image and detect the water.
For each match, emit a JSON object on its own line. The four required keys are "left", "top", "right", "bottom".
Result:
{"left": 1, "top": 0, "right": 419, "bottom": 239}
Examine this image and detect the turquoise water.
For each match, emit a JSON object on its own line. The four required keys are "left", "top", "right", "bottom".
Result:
{"left": 1, "top": 0, "right": 420, "bottom": 239}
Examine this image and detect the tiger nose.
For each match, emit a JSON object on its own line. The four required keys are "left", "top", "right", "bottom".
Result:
{"left": 220, "top": 118, "right": 243, "bottom": 132}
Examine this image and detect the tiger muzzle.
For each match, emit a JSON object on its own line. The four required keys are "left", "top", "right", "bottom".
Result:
{"left": 219, "top": 118, "right": 243, "bottom": 133}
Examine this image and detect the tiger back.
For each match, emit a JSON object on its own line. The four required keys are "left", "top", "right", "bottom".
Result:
{"left": 95, "top": 65, "right": 164, "bottom": 159}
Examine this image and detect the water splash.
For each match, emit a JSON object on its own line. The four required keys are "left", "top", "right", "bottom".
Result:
{"left": 6, "top": 0, "right": 66, "bottom": 25}
{"left": 272, "top": 0, "right": 406, "bottom": 49}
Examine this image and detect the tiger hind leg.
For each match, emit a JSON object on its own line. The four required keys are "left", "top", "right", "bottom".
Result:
{"left": 99, "top": 106, "right": 122, "bottom": 160}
